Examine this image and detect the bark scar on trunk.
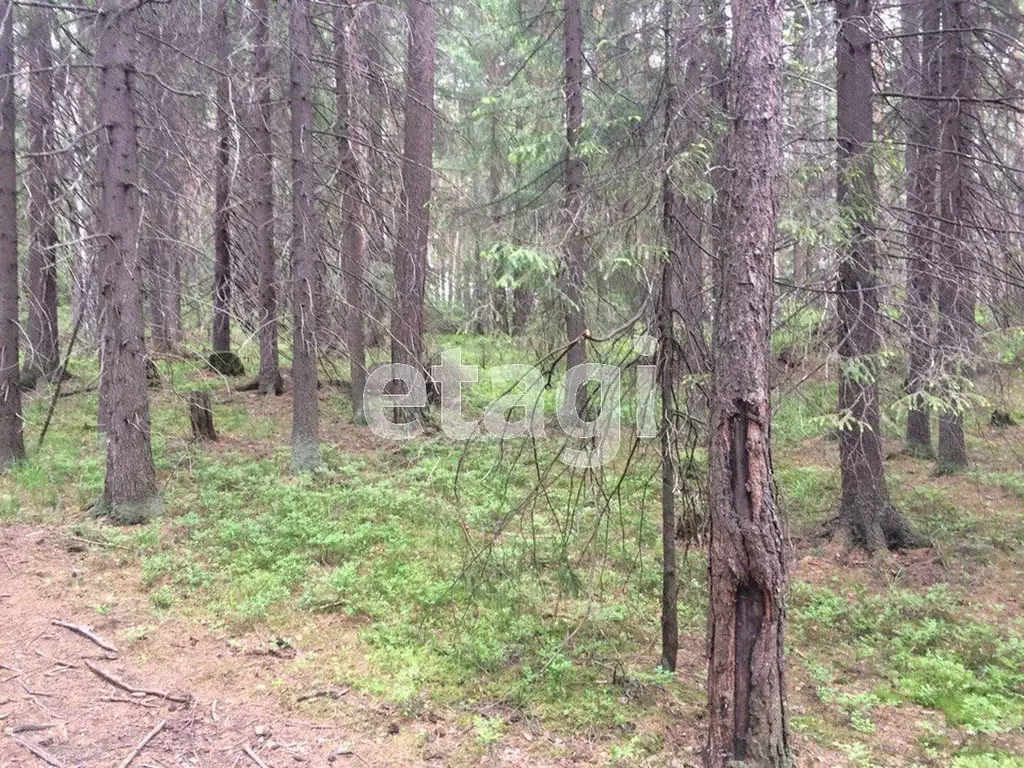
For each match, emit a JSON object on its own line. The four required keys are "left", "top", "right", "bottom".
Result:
{"left": 729, "top": 405, "right": 766, "bottom": 761}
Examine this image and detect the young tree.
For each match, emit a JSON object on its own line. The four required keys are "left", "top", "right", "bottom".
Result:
{"left": 834, "top": 0, "right": 921, "bottom": 549}
{"left": 252, "top": 0, "right": 281, "bottom": 395}
{"left": 935, "top": 0, "right": 974, "bottom": 471}
{"left": 290, "top": 0, "right": 319, "bottom": 471}
{"left": 706, "top": 0, "right": 791, "bottom": 763}
{"left": 561, "top": 0, "right": 586, "bottom": 376}
{"left": 24, "top": 9, "right": 60, "bottom": 381}
{"left": 903, "top": 0, "right": 941, "bottom": 458}
{"left": 95, "top": 0, "right": 160, "bottom": 522}
{"left": 0, "top": 0, "right": 24, "bottom": 469}
{"left": 211, "top": 0, "right": 238, "bottom": 373}
{"left": 392, "top": 0, "right": 436, "bottom": 373}
{"left": 336, "top": 0, "right": 368, "bottom": 424}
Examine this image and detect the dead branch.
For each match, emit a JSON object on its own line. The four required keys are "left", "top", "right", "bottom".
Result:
{"left": 10, "top": 735, "right": 66, "bottom": 768}
{"left": 118, "top": 719, "right": 166, "bottom": 768}
{"left": 84, "top": 662, "right": 191, "bottom": 705}
{"left": 51, "top": 620, "right": 119, "bottom": 654}
{"left": 242, "top": 743, "right": 272, "bottom": 768}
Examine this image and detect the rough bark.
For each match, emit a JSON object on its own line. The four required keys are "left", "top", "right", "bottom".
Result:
{"left": 561, "top": 0, "right": 587, "bottom": 368}
{"left": 0, "top": 0, "right": 24, "bottom": 469}
{"left": 935, "top": 0, "right": 973, "bottom": 472}
{"left": 25, "top": 9, "right": 60, "bottom": 380}
{"left": 95, "top": 1, "right": 160, "bottom": 523}
{"left": 336, "top": 0, "right": 368, "bottom": 424}
{"left": 253, "top": 0, "right": 281, "bottom": 396}
{"left": 212, "top": 0, "right": 234, "bottom": 356}
{"left": 290, "top": 0, "right": 319, "bottom": 471}
{"left": 706, "top": 0, "right": 791, "bottom": 764}
{"left": 392, "top": 0, "right": 435, "bottom": 377}
{"left": 903, "top": 0, "right": 941, "bottom": 458}
{"left": 664, "top": 0, "right": 707, "bottom": 383}
{"left": 835, "top": 0, "right": 922, "bottom": 550}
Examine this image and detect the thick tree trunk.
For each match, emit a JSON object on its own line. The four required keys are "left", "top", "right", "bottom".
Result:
{"left": 95, "top": 1, "right": 160, "bottom": 523}
{"left": 561, "top": 0, "right": 587, "bottom": 378}
{"left": 903, "top": 0, "right": 941, "bottom": 458}
{"left": 392, "top": 0, "right": 435, "bottom": 378}
{"left": 706, "top": 0, "right": 791, "bottom": 764}
{"left": 253, "top": 0, "right": 281, "bottom": 396}
{"left": 336, "top": 0, "right": 368, "bottom": 424}
{"left": 212, "top": 0, "right": 233, "bottom": 356}
{"left": 835, "top": 0, "right": 922, "bottom": 550}
{"left": 290, "top": 0, "right": 319, "bottom": 471}
{"left": 0, "top": 0, "right": 24, "bottom": 468}
{"left": 25, "top": 9, "right": 60, "bottom": 380}
{"left": 935, "top": 0, "right": 973, "bottom": 472}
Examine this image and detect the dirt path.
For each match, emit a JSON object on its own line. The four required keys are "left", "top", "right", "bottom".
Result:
{"left": 0, "top": 524, "right": 547, "bottom": 768}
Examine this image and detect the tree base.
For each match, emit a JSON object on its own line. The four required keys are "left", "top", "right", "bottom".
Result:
{"left": 903, "top": 440, "right": 934, "bottom": 460}
{"left": 291, "top": 437, "right": 321, "bottom": 473}
{"left": 92, "top": 495, "right": 165, "bottom": 526}
{"left": 990, "top": 409, "right": 1016, "bottom": 428}
{"left": 835, "top": 501, "right": 930, "bottom": 552}
{"left": 145, "top": 358, "right": 161, "bottom": 388}
{"left": 208, "top": 351, "right": 246, "bottom": 377}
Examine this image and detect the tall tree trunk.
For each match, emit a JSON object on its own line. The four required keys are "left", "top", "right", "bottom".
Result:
{"left": 903, "top": 0, "right": 941, "bottom": 458}
{"left": 95, "top": 1, "right": 159, "bottom": 522}
{"left": 561, "top": 0, "right": 587, "bottom": 379}
{"left": 290, "top": 0, "right": 319, "bottom": 471}
{"left": 706, "top": 0, "right": 791, "bottom": 764}
{"left": 664, "top": 0, "right": 707, "bottom": 381}
{"left": 25, "top": 9, "right": 60, "bottom": 380}
{"left": 935, "top": 0, "right": 973, "bottom": 471}
{"left": 212, "top": 0, "right": 233, "bottom": 355}
{"left": 336, "top": 0, "right": 368, "bottom": 424}
{"left": 0, "top": 0, "right": 24, "bottom": 468}
{"left": 835, "top": 0, "right": 921, "bottom": 550}
{"left": 253, "top": 0, "right": 281, "bottom": 395}
{"left": 392, "top": 0, "right": 435, "bottom": 374}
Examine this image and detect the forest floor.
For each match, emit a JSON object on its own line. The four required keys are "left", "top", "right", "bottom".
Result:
{"left": 2, "top": 341, "right": 1024, "bottom": 767}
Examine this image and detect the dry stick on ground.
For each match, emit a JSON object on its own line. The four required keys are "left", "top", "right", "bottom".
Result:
{"left": 242, "top": 743, "right": 272, "bottom": 768}
{"left": 118, "top": 719, "right": 166, "bottom": 768}
{"left": 10, "top": 735, "right": 66, "bottom": 767}
{"left": 84, "top": 661, "right": 191, "bottom": 705}
{"left": 51, "top": 619, "right": 119, "bottom": 653}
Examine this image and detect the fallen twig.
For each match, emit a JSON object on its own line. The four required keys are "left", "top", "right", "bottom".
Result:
{"left": 242, "top": 743, "right": 271, "bottom": 768}
{"left": 84, "top": 661, "right": 190, "bottom": 705}
{"left": 118, "top": 719, "right": 166, "bottom": 768}
{"left": 10, "top": 735, "right": 65, "bottom": 767}
{"left": 12, "top": 723, "right": 57, "bottom": 734}
{"left": 101, "top": 695, "right": 160, "bottom": 709}
{"left": 51, "top": 620, "right": 119, "bottom": 654}
{"left": 68, "top": 535, "right": 123, "bottom": 550}
{"left": 296, "top": 687, "right": 349, "bottom": 703}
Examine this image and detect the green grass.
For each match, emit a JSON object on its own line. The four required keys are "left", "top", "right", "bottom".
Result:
{"left": 2, "top": 331, "right": 1023, "bottom": 764}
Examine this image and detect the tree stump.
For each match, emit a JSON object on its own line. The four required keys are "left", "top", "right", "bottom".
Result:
{"left": 188, "top": 391, "right": 217, "bottom": 441}
{"left": 208, "top": 351, "right": 245, "bottom": 377}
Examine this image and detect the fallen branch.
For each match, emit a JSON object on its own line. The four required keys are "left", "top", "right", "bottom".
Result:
{"left": 242, "top": 743, "right": 271, "bottom": 768}
{"left": 118, "top": 719, "right": 166, "bottom": 768}
{"left": 10, "top": 735, "right": 65, "bottom": 768}
{"left": 51, "top": 620, "right": 119, "bottom": 654}
{"left": 84, "top": 661, "right": 190, "bottom": 705}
